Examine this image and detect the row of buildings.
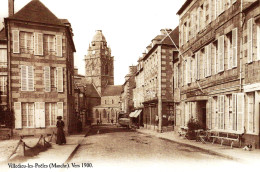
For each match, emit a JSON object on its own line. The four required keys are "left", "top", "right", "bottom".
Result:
{"left": 125, "top": 0, "right": 260, "bottom": 148}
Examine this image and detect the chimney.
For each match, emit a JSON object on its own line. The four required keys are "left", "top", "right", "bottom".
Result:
{"left": 160, "top": 28, "right": 172, "bottom": 35}
{"left": 8, "top": 0, "right": 14, "bottom": 17}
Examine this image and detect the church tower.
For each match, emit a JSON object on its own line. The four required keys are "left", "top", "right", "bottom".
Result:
{"left": 85, "top": 30, "right": 114, "bottom": 95}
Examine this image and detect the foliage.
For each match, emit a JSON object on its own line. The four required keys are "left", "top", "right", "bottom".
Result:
{"left": 187, "top": 117, "right": 202, "bottom": 131}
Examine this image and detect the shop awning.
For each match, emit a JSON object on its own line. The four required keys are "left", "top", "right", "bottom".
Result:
{"left": 133, "top": 110, "right": 142, "bottom": 118}
{"left": 129, "top": 111, "right": 136, "bottom": 117}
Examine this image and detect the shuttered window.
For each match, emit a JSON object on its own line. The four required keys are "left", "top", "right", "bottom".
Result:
{"left": 14, "top": 102, "right": 22, "bottom": 129}
{"left": 34, "top": 33, "right": 43, "bottom": 55}
{"left": 57, "top": 102, "right": 63, "bottom": 118}
{"left": 232, "top": 93, "right": 237, "bottom": 131}
{"left": 0, "top": 49, "right": 7, "bottom": 66}
{"left": 203, "top": 48, "right": 206, "bottom": 78}
{"left": 44, "top": 66, "right": 51, "bottom": 92}
{"left": 35, "top": 102, "right": 45, "bottom": 128}
{"left": 232, "top": 28, "right": 237, "bottom": 67}
{"left": 56, "top": 35, "right": 62, "bottom": 57}
{"left": 197, "top": 7, "right": 200, "bottom": 32}
{"left": 237, "top": 93, "right": 244, "bottom": 132}
{"left": 22, "top": 103, "right": 34, "bottom": 128}
{"left": 247, "top": 93, "right": 255, "bottom": 133}
{"left": 208, "top": 97, "right": 212, "bottom": 129}
{"left": 195, "top": 52, "right": 200, "bottom": 80}
{"left": 21, "top": 65, "right": 34, "bottom": 91}
{"left": 218, "top": 35, "right": 224, "bottom": 72}
{"left": 57, "top": 67, "right": 63, "bottom": 92}
{"left": 248, "top": 19, "right": 253, "bottom": 63}
{"left": 45, "top": 103, "right": 57, "bottom": 126}
{"left": 0, "top": 76, "right": 7, "bottom": 95}
{"left": 12, "top": 30, "right": 20, "bottom": 53}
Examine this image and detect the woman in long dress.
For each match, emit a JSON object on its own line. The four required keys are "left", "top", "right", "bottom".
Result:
{"left": 56, "top": 116, "right": 66, "bottom": 145}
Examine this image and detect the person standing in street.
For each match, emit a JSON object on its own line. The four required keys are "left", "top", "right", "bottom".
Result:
{"left": 56, "top": 116, "right": 66, "bottom": 145}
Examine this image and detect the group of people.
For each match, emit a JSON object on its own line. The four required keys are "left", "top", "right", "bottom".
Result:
{"left": 96, "top": 119, "right": 114, "bottom": 125}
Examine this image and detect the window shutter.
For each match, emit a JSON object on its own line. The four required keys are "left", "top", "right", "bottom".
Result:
{"left": 203, "top": 48, "right": 206, "bottom": 78}
{"left": 57, "top": 67, "right": 63, "bottom": 92}
{"left": 248, "top": 94, "right": 254, "bottom": 133}
{"left": 44, "top": 66, "right": 51, "bottom": 92}
{"left": 34, "top": 32, "right": 38, "bottom": 55}
{"left": 54, "top": 68, "right": 57, "bottom": 88}
{"left": 207, "top": 44, "right": 212, "bottom": 76}
{"left": 38, "top": 33, "right": 43, "bottom": 55}
{"left": 39, "top": 102, "right": 45, "bottom": 128}
{"left": 35, "top": 102, "right": 40, "bottom": 128}
{"left": 218, "top": 35, "right": 224, "bottom": 72}
{"left": 219, "top": 95, "right": 225, "bottom": 129}
{"left": 195, "top": 53, "right": 198, "bottom": 80}
{"left": 232, "top": 93, "right": 237, "bottom": 131}
{"left": 208, "top": 97, "right": 212, "bottom": 129}
{"left": 197, "top": 7, "right": 200, "bottom": 32}
{"left": 21, "top": 65, "right": 27, "bottom": 91}
{"left": 237, "top": 93, "right": 244, "bottom": 132}
{"left": 208, "top": 0, "right": 212, "bottom": 23}
{"left": 257, "top": 25, "right": 260, "bottom": 61}
{"left": 248, "top": 19, "right": 253, "bottom": 63}
{"left": 56, "top": 35, "right": 62, "bottom": 57}
{"left": 14, "top": 102, "right": 22, "bottom": 129}
{"left": 12, "top": 30, "right": 20, "bottom": 53}
{"left": 57, "top": 102, "right": 63, "bottom": 118}
{"left": 232, "top": 28, "right": 237, "bottom": 67}
{"left": 27, "top": 66, "right": 34, "bottom": 91}
{"left": 197, "top": 51, "right": 200, "bottom": 80}
{"left": 186, "top": 58, "right": 191, "bottom": 84}
{"left": 176, "top": 65, "right": 179, "bottom": 88}
{"left": 182, "top": 62, "right": 184, "bottom": 86}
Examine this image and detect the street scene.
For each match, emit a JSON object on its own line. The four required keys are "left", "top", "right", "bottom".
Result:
{"left": 0, "top": 0, "right": 260, "bottom": 171}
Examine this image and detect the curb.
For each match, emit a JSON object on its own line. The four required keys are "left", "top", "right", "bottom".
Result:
{"left": 64, "top": 127, "right": 92, "bottom": 163}
{"left": 136, "top": 130, "right": 242, "bottom": 162}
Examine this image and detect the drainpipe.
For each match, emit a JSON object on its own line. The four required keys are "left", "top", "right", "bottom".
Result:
{"left": 158, "top": 45, "right": 162, "bottom": 133}
{"left": 240, "top": 0, "right": 245, "bottom": 92}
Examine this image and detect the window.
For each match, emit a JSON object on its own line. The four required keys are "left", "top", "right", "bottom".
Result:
{"left": 195, "top": 52, "right": 200, "bottom": 80}
{"left": 248, "top": 18, "right": 253, "bottom": 63}
{"left": 212, "top": 41, "right": 218, "bottom": 74}
{"left": 45, "top": 103, "right": 57, "bottom": 127}
{"left": 44, "top": 66, "right": 51, "bottom": 92}
{"left": 232, "top": 28, "right": 238, "bottom": 67}
{"left": 206, "top": 44, "right": 212, "bottom": 77}
{"left": 227, "top": 94, "right": 232, "bottom": 130}
{"left": 216, "top": 0, "right": 225, "bottom": 16}
{"left": 21, "top": 65, "right": 34, "bottom": 91}
{"left": 22, "top": 103, "right": 34, "bottom": 128}
{"left": 186, "top": 57, "right": 191, "bottom": 84}
{"left": 0, "top": 76, "right": 7, "bottom": 95}
{"left": 247, "top": 92, "right": 255, "bottom": 133}
{"left": 0, "top": 48, "right": 7, "bottom": 66}
{"left": 20, "top": 32, "right": 33, "bottom": 53}
{"left": 44, "top": 35, "right": 55, "bottom": 53}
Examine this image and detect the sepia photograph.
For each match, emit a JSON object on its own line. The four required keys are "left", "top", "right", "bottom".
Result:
{"left": 0, "top": 0, "right": 260, "bottom": 171}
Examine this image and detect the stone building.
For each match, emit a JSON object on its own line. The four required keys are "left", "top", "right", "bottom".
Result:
{"left": 85, "top": 30, "right": 122, "bottom": 124}
{"left": 4, "top": 0, "right": 76, "bottom": 135}
{"left": 140, "top": 27, "right": 179, "bottom": 132}
{"left": 0, "top": 28, "right": 8, "bottom": 126}
{"left": 121, "top": 66, "right": 137, "bottom": 114}
{"left": 177, "top": 0, "right": 260, "bottom": 147}
{"left": 133, "top": 56, "right": 145, "bottom": 126}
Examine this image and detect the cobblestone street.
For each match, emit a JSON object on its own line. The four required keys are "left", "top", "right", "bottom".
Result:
{"left": 68, "top": 125, "right": 243, "bottom": 171}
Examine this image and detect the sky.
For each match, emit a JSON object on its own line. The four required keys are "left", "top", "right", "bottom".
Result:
{"left": 0, "top": 0, "right": 185, "bottom": 85}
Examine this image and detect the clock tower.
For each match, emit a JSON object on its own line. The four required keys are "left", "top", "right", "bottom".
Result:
{"left": 85, "top": 30, "right": 114, "bottom": 95}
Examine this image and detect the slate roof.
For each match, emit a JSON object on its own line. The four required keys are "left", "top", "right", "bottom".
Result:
{"left": 103, "top": 85, "right": 123, "bottom": 96}
{"left": 7, "top": 0, "right": 63, "bottom": 26}
{"left": 161, "top": 26, "right": 179, "bottom": 48}
{"left": 0, "top": 28, "right": 6, "bottom": 41}
{"left": 85, "top": 84, "right": 100, "bottom": 98}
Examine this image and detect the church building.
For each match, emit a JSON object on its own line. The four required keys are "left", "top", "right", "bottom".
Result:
{"left": 85, "top": 30, "right": 122, "bottom": 124}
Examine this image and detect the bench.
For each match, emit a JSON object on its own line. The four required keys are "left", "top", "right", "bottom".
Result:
{"left": 208, "top": 130, "right": 242, "bottom": 148}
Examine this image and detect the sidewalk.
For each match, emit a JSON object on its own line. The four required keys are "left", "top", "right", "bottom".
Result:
{"left": 137, "top": 128, "right": 260, "bottom": 164}
{"left": 0, "top": 127, "right": 91, "bottom": 171}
